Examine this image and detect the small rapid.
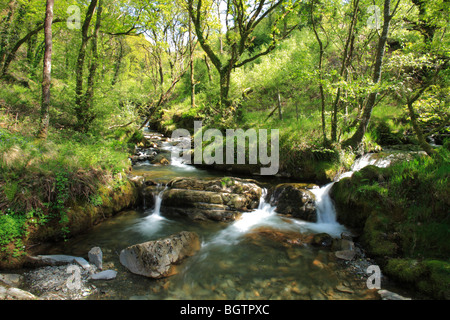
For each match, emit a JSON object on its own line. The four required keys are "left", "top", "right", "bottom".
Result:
{"left": 136, "top": 185, "right": 170, "bottom": 235}
{"left": 309, "top": 153, "right": 393, "bottom": 237}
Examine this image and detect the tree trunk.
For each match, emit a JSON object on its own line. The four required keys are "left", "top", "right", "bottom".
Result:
{"left": 81, "top": 0, "right": 102, "bottom": 130}
{"left": 74, "top": 0, "right": 98, "bottom": 131}
{"left": 310, "top": 2, "right": 327, "bottom": 144}
{"left": 189, "top": 16, "right": 195, "bottom": 108}
{"left": 37, "top": 0, "right": 54, "bottom": 140}
{"left": 331, "top": 0, "right": 360, "bottom": 142}
{"left": 219, "top": 68, "right": 231, "bottom": 108}
{"left": 277, "top": 91, "right": 282, "bottom": 120}
{"left": 342, "top": 0, "right": 396, "bottom": 150}
{"left": 406, "top": 98, "right": 435, "bottom": 156}
{"left": 111, "top": 37, "right": 123, "bottom": 86}
{"left": 204, "top": 55, "right": 212, "bottom": 82}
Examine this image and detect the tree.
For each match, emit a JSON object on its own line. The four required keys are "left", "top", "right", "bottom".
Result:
{"left": 309, "top": 0, "right": 329, "bottom": 145}
{"left": 37, "top": 0, "right": 54, "bottom": 139}
{"left": 0, "top": 0, "right": 63, "bottom": 82}
{"left": 186, "top": 0, "right": 299, "bottom": 108}
{"left": 74, "top": 0, "right": 99, "bottom": 132}
{"left": 139, "top": 1, "right": 193, "bottom": 128}
{"left": 342, "top": 0, "right": 401, "bottom": 150}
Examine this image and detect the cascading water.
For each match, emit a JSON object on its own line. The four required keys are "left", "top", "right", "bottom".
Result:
{"left": 136, "top": 185, "right": 169, "bottom": 234}
{"left": 309, "top": 153, "right": 392, "bottom": 237}
{"left": 204, "top": 190, "right": 283, "bottom": 246}
{"left": 161, "top": 137, "right": 195, "bottom": 171}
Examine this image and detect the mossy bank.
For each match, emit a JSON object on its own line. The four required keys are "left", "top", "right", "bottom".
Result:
{"left": 330, "top": 146, "right": 450, "bottom": 299}
{"left": 0, "top": 172, "right": 140, "bottom": 269}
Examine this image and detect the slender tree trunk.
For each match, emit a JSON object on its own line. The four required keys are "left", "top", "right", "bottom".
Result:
{"left": 111, "top": 37, "right": 123, "bottom": 86}
{"left": 204, "top": 55, "right": 212, "bottom": 82}
{"left": 37, "top": 0, "right": 54, "bottom": 140}
{"left": 343, "top": 0, "right": 397, "bottom": 150}
{"left": 82, "top": 0, "right": 102, "bottom": 130}
{"left": 189, "top": 16, "right": 195, "bottom": 108}
{"left": 331, "top": 0, "right": 360, "bottom": 142}
{"left": 74, "top": 0, "right": 98, "bottom": 131}
{"left": 219, "top": 67, "right": 231, "bottom": 108}
{"left": 310, "top": 2, "right": 327, "bottom": 144}
{"left": 277, "top": 90, "right": 282, "bottom": 120}
{"left": 0, "top": 1, "right": 17, "bottom": 68}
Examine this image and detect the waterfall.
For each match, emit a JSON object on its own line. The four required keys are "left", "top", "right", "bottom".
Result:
{"left": 204, "top": 189, "right": 286, "bottom": 246}
{"left": 310, "top": 153, "right": 392, "bottom": 235}
{"left": 137, "top": 185, "right": 169, "bottom": 234}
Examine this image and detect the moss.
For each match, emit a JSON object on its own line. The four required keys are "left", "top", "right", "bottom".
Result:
{"left": 419, "top": 260, "right": 450, "bottom": 299}
{"left": 385, "top": 258, "right": 450, "bottom": 299}
{"left": 361, "top": 213, "right": 398, "bottom": 258}
{"left": 385, "top": 258, "right": 427, "bottom": 283}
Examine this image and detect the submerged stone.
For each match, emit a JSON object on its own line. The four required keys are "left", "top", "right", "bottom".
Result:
{"left": 119, "top": 231, "right": 200, "bottom": 279}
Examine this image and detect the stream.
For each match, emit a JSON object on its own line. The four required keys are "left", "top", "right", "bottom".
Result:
{"left": 23, "top": 130, "right": 409, "bottom": 300}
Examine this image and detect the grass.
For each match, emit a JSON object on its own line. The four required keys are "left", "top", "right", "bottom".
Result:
{"left": 0, "top": 91, "right": 138, "bottom": 260}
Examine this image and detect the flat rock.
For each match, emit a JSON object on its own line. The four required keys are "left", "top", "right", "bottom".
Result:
{"left": 378, "top": 289, "right": 411, "bottom": 300}
{"left": 74, "top": 257, "right": 91, "bottom": 270}
{"left": 335, "top": 250, "right": 356, "bottom": 261}
{"left": 90, "top": 270, "right": 117, "bottom": 280}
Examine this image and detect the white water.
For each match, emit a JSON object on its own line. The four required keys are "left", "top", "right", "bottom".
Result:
{"left": 136, "top": 185, "right": 169, "bottom": 234}
{"left": 137, "top": 146, "right": 394, "bottom": 245}
{"left": 161, "top": 137, "right": 195, "bottom": 171}
{"left": 309, "top": 153, "right": 393, "bottom": 237}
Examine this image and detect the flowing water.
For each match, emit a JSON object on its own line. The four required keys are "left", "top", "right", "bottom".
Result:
{"left": 38, "top": 132, "right": 398, "bottom": 300}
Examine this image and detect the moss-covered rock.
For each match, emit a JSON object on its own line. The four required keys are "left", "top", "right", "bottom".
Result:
{"left": 267, "top": 183, "right": 317, "bottom": 222}
{"left": 384, "top": 258, "right": 450, "bottom": 299}
{"left": 330, "top": 151, "right": 450, "bottom": 299}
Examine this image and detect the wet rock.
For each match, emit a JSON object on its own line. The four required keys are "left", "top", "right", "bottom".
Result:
{"left": 0, "top": 284, "right": 37, "bottom": 300}
{"left": 88, "top": 247, "right": 103, "bottom": 270}
{"left": 268, "top": 183, "right": 317, "bottom": 222}
{"left": 335, "top": 284, "right": 354, "bottom": 294}
{"left": 26, "top": 254, "right": 83, "bottom": 267}
{"left": 161, "top": 177, "right": 262, "bottom": 222}
{"left": 119, "top": 231, "right": 200, "bottom": 278}
{"left": 90, "top": 270, "right": 117, "bottom": 280}
{"left": 151, "top": 154, "right": 170, "bottom": 165}
{"left": 245, "top": 226, "right": 314, "bottom": 248}
{"left": 312, "top": 233, "right": 333, "bottom": 247}
{"left": 0, "top": 274, "right": 23, "bottom": 287}
{"left": 341, "top": 231, "right": 353, "bottom": 240}
{"left": 378, "top": 289, "right": 411, "bottom": 300}
{"left": 335, "top": 250, "right": 356, "bottom": 261}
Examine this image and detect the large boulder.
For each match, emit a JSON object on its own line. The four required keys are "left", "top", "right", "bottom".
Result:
{"left": 267, "top": 183, "right": 317, "bottom": 222}
{"left": 119, "top": 231, "right": 200, "bottom": 279}
{"left": 160, "top": 177, "right": 262, "bottom": 221}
